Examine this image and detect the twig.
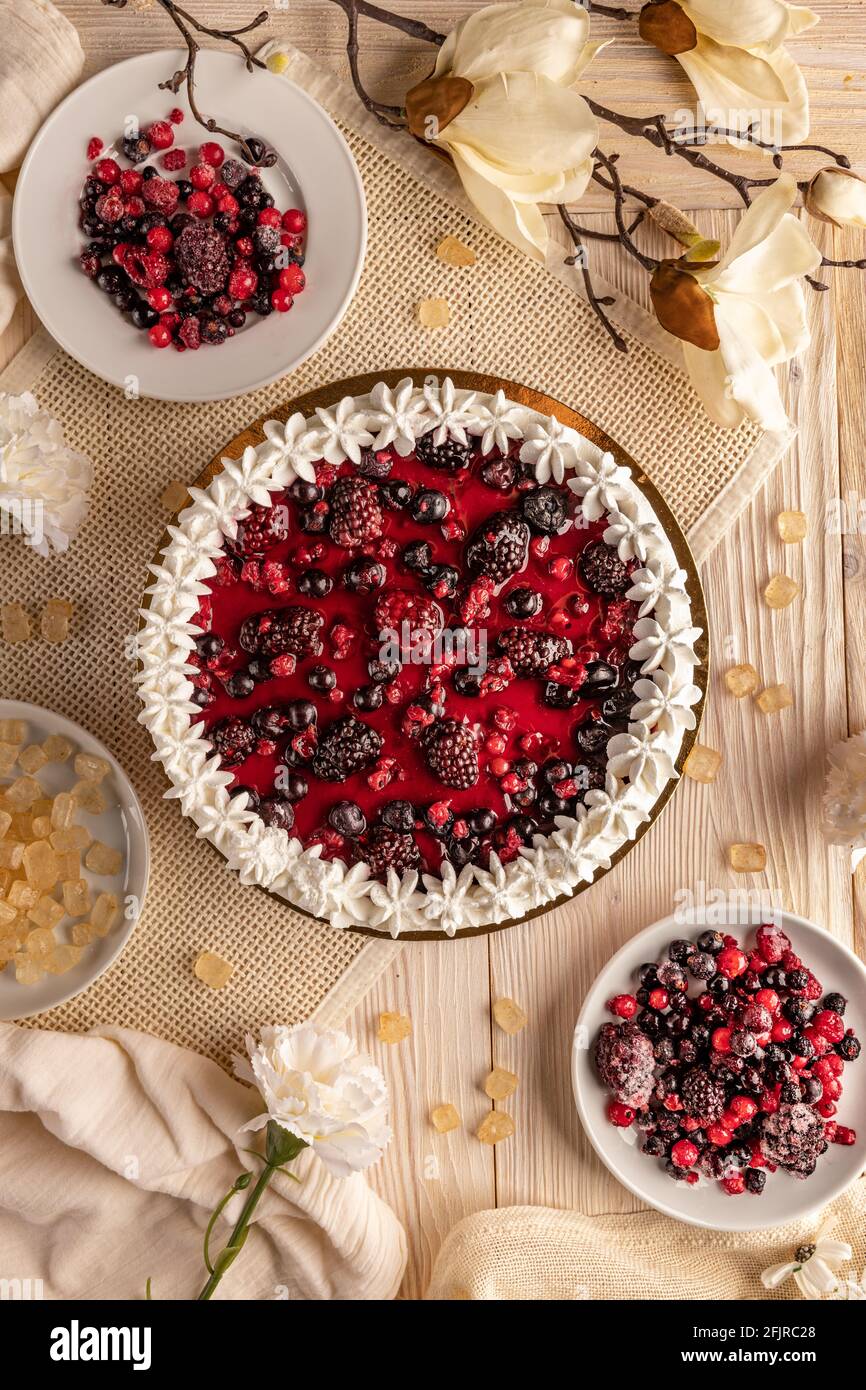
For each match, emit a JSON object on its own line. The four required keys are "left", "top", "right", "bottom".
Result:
{"left": 592, "top": 150, "right": 657, "bottom": 270}
{"left": 101, "top": 0, "right": 276, "bottom": 165}
{"left": 559, "top": 207, "right": 627, "bottom": 352}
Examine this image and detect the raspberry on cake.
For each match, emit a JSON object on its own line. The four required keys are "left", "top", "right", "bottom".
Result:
{"left": 139, "top": 375, "right": 703, "bottom": 937}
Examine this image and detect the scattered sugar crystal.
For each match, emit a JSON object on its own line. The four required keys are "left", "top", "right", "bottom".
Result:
{"left": 756, "top": 683, "right": 793, "bottom": 715}
{"left": 724, "top": 664, "right": 759, "bottom": 698}
{"left": 50, "top": 791, "right": 77, "bottom": 830}
{"left": 42, "top": 734, "right": 73, "bottom": 763}
{"left": 431, "top": 1103, "right": 461, "bottom": 1133}
{"left": 0, "top": 741, "right": 20, "bottom": 776}
{"left": 493, "top": 997, "right": 527, "bottom": 1035}
{"left": 0, "top": 841, "right": 24, "bottom": 870}
{"left": 15, "top": 957, "right": 44, "bottom": 985}
{"left": 763, "top": 574, "right": 800, "bottom": 609}
{"left": 1, "top": 602, "right": 31, "bottom": 643}
{"left": 7, "top": 881, "right": 39, "bottom": 909}
{"left": 484, "top": 1067, "right": 519, "bottom": 1100}
{"left": 32, "top": 797, "right": 52, "bottom": 818}
{"left": 62, "top": 878, "right": 91, "bottom": 917}
{"left": 476, "top": 1110, "right": 515, "bottom": 1145}
{"left": 377, "top": 1011, "right": 412, "bottom": 1043}
{"left": 71, "top": 921, "right": 94, "bottom": 946}
{"left": 194, "top": 950, "right": 234, "bottom": 989}
{"left": 417, "top": 297, "right": 451, "bottom": 328}
{"left": 26, "top": 895, "right": 65, "bottom": 930}
{"left": 49, "top": 825, "right": 91, "bottom": 853}
{"left": 41, "top": 598, "right": 74, "bottom": 644}
{"left": 729, "top": 842, "right": 767, "bottom": 873}
{"left": 436, "top": 235, "right": 476, "bottom": 267}
{"left": 23, "top": 840, "right": 59, "bottom": 890}
{"left": 0, "top": 900, "right": 17, "bottom": 927}
{"left": 160, "top": 479, "right": 190, "bottom": 512}
{"left": 44, "top": 944, "right": 83, "bottom": 975}
{"left": 55, "top": 850, "right": 80, "bottom": 881}
{"left": 6, "top": 777, "right": 41, "bottom": 810}
{"left": 31, "top": 816, "right": 51, "bottom": 839}
{"left": 73, "top": 781, "right": 107, "bottom": 815}
{"left": 0, "top": 810, "right": 11, "bottom": 839}
{"left": 74, "top": 753, "right": 110, "bottom": 783}
{"left": 85, "top": 841, "right": 122, "bottom": 876}
{"left": 683, "top": 743, "right": 722, "bottom": 784}
{"left": 777, "top": 510, "right": 807, "bottom": 544}
{"left": 0, "top": 719, "right": 27, "bottom": 743}
{"left": 0, "top": 938, "right": 17, "bottom": 965}
{"left": 91, "top": 892, "right": 119, "bottom": 936}
{"left": 25, "top": 928, "right": 56, "bottom": 961}
{"left": 17, "top": 745, "right": 47, "bottom": 776}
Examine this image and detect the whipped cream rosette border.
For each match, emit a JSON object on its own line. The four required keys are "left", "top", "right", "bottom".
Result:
{"left": 136, "top": 372, "right": 707, "bottom": 939}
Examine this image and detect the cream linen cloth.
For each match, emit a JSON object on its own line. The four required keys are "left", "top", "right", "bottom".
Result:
{"left": 426, "top": 1187, "right": 866, "bottom": 1300}
{"left": 0, "top": 1022, "right": 407, "bottom": 1300}
{"left": 0, "top": 0, "right": 85, "bottom": 333}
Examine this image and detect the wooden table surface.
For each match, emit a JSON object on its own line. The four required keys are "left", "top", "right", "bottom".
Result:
{"left": 3, "top": 2, "right": 866, "bottom": 1301}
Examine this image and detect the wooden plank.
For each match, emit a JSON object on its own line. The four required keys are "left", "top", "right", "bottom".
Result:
{"left": 834, "top": 220, "right": 866, "bottom": 966}
{"left": 348, "top": 937, "right": 495, "bottom": 1299}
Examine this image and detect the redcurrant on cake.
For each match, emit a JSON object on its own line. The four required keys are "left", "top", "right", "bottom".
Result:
{"left": 595, "top": 923, "right": 861, "bottom": 1195}
{"left": 137, "top": 376, "right": 704, "bottom": 938}
{"left": 77, "top": 110, "right": 307, "bottom": 351}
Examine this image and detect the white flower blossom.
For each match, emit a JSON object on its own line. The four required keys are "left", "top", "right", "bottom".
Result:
{"left": 761, "top": 1233, "right": 852, "bottom": 1300}
{"left": 234, "top": 1024, "right": 392, "bottom": 1177}
{"left": 0, "top": 390, "right": 92, "bottom": 555}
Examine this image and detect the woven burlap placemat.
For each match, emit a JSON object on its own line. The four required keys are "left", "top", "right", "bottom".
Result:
{"left": 0, "top": 45, "right": 790, "bottom": 1067}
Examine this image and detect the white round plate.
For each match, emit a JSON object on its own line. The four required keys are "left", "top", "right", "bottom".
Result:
{"left": 0, "top": 701, "right": 149, "bottom": 1021}
{"left": 572, "top": 906, "right": 866, "bottom": 1232}
{"left": 12, "top": 49, "right": 366, "bottom": 402}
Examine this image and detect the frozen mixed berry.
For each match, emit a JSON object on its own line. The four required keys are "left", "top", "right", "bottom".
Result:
{"left": 415, "top": 433, "right": 473, "bottom": 472}
{"left": 578, "top": 540, "right": 630, "bottom": 595}
{"left": 595, "top": 1021, "right": 655, "bottom": 1108}
{"left": 466, "top": 510, "right": 530, "bottom": 585}
{"left": 312, "top": 715, "right": 382, "bottom": 782}
{"left": 329, "top": 477, "right": 384, "bottom": 548}
{"left": 423, "top": 719, "right": 479, "bottom": 790}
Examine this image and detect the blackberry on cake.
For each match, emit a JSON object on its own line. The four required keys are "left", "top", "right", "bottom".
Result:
{"left": 466, "top": 510, "right": 530, "bottom": 584}
{"left": 423, "top": 718, "right": 479, "bottom": 789}
{"left": 312, "top": 715, "right": 382, "bottom": 782}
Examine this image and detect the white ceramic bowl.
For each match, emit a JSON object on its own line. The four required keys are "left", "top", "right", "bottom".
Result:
{"left": 0, "top": 700, "right": 149, "bottom": 1021}
{"left": 12, "top": 49, "right": 366, "bottom": 402}
{"left": 572, "top": 906, "right": 866, "bottom": 1231}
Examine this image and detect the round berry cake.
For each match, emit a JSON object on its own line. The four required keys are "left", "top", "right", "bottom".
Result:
{"left": 137, "top": 375, "right": 705, "bottom": 937}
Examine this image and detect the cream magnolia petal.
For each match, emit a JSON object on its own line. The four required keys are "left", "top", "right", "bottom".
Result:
{"left": 555, "top": 157, "right": 596, "bottom": 204}
{"left": 711, "top": 175, "right": 798, "bottom": 276}
{"left": 681, "top": 0, "right": 817, "bottom": 49}
{"left": 811, "top": 169, "right": 866, "bottom": 228}
{"left": 449, "top": 141, "right": 568, "bottom": 199}
{"left": 681, "top": 340, "right": 748, "bottom": 429}
{"left": 451, "top": 148, "right": 550, "bottom": 261}
{"left": 712, "top": 210, "right": 822, "bottom": 295}
{"left": 433, "top": 0, "right": 593, "bottom": 87}
{"left": 714, "top": 299, "right": 791, "bottom": 431}
{"left": 442, "top": 72, "right": 597, "bottom": 176}
{"left": 676, "top": 36, "right": 810, "bottom": 145}
{"left": 711, "top": 294, "right": 786, "bottom": 364}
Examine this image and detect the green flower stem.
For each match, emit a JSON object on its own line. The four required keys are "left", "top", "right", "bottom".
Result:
{"left": 197, "top": 1165, "right": 273, "bottom": 1301}
{"left": 196, "top": 1122, "right": 307, "bottom": 1302}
